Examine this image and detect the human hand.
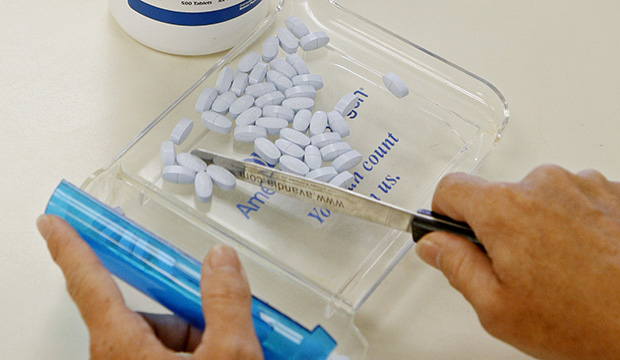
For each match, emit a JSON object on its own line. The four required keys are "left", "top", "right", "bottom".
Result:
{"left": 415, "top": 165, "right": 620, "bottom": 360}
{"left": 37, "top": 214, "right": 263, "bottom": 360}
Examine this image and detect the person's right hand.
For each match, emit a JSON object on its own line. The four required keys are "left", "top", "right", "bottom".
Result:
{"left": 416, "top": 165, "right": 620, "bottom": 360}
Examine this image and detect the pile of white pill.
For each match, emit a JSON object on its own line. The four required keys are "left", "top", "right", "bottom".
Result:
{"left": 161, "top": 15, "right": 409, "bottom": 204}
{"left": 161, "top": 116, "right": 237, "bottom": 203}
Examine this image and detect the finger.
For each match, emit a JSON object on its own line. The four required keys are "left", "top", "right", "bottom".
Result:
{"left": 195, "top": 245, "right": 263, "bottom": 360}
{"left": 37, "top": 214, "right": 128, "bottom": 329}
{"left": 140, "top": 313, "right": 203, "bottom": 353}
{"left": 576, "top": 168, "right": 611, "bottom": 194}
{"left": 416, "top": 231, "right": 500, "bottom": 310}
{"left": 432, "top": 172, "right": 489, "bottom": 223}
{"left": 574, "top": 168, "right": 620, "bottom": 210}
{"left": 576, "top": 168, "right": 608, "bottom": 182}
{"left": 576, "top": 168, "right": 620, "bottom": 194}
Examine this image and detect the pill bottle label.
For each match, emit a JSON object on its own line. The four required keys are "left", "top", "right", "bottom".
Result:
{"left": 110, "top": 0, "right": 268, "bottom": 55}
{"left": 127, "top": 0, "right": 263, "bottom": 26}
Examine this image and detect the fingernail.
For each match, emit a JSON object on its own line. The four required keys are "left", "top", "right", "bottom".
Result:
{"left": 415, "top": 239, "right": 442, "bottom": 270}
{"left": 36, "top": 215, "right": 52, "bottom": 240}
{"left": 207, "top": 244, "right": 240, "bottom": 273}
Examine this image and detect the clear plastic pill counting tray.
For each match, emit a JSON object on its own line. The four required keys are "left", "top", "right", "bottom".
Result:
{"left": 48, "top": 1, "right": 509, "bottom": 358}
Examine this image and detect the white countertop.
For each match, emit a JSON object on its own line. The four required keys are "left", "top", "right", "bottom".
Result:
{"left": 2, "top": 1, "right": 619, "bottom": 358}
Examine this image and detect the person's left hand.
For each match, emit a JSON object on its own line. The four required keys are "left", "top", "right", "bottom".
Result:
{"left": 37, "top": 214, "right": 263, "bottom": 359}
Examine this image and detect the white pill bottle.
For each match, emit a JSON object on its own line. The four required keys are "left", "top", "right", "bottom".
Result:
{"left": 109, "top": 0, "right": 269, "bottom": 55}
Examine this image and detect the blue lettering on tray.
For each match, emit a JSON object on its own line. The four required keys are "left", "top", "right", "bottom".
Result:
{"left": 236, "top": 153, "right": 277, "bottom": 219}
{"left": 307, "top": 207, "right": 331, "bottom": 224}
{"left": 237, "top": 182, "right": 276, "bottom": 219}
{"left": 234, "top": 86, "right": 402, "bottom": 222}
{"left": 361, "top": 132, "right": 399, "bottom": 171}
{"left": 346, "top": 171, "right": 365, "bottom": 191}
{"left": 369, "top": 174, "right": 401, "bottom": 201}
{"left": 345, "top": 89, "right": 368, "bottom": 120}
{"left": 243, "top": 152, "right": 276, "bottom": 168}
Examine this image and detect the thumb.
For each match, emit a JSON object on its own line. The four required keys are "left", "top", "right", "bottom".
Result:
{"left": 415, "top": 232, "right": 499, "bottom": 310}
{"left": 196, "top": 244, "right": 263, "bottom": 360}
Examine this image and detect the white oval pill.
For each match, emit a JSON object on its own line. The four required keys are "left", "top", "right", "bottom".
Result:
{"left": 195, "top": 87, "right": 218, "bottom": 113}
{"left": 207, "top": 164, "right": 236, "bottom": 191}
{"left": 329, "top": 171, "right": 355, "bottom": 188}
{"left": 285, "top": 54, "right": 310, "bottom": 75}
{"left": 283, "top": 97, "right": 314, "bottom": 112}
{"left": 383, "top": 72, "right": 409, "bottom": 98}
{"left": 194, "top": 170, "right": 213, "bottom": 203}
{"left": 211, "top": 91, "right": 237, "bottom": 114}
{"left": 160, "top": 140, "right": 176, "bottom": 167}
{"left": 170, "top": 117, "right": 193, "bottom": 145}
{"left": 292, "top": 74, "right": 324, "bottom": 90}
{"left": 230, "top": 72, "right": 249, "bottom": 97}
{"left": 215, "top": 66, "right": 235, "bottom": 94}
{"left": 280, "top": 128, "right": 310, "bottom": 148}
{"left": 255, "top": 117, "right": 288, "bottom": 135}
{"left": 292, "top": 109, "right": 312, "bottom": 132}
{"left": 279, "top": 155, "right": 309, "bottom": 176}
{"left": 245, "top": 82, "right": 276, "bottom": 98}
{"left": 285, "top": 16, "right": 310, "bottom": 39}
{"left": 201, "top": 111, "right": 232, "bottom": 134}
{"left": 270, "top": 58, "right": 297, "bottom": 79}
{"left": 284, "top": 16, "right": 301, "bottom": 30}
{"left": 304, "top": 145, "right": 322, "bottom": 170}
{"left": 262, "top": 105, "right": 295, "bottom": 122}
{"left": 235, "top": 106, "right": 262, "bottom": 126}
{"left": 162, "top": 165, "right": 196, "bottom": 184}
{"left": 327, "top": 110, "right": 350, "bottom": 137}
{"left": 332, "top": 150, "right": 362, "bottom": 172}
{"left": 310, "top": 132, "right": 342, "bottom": 148}
{"left": 237, "top": 51, "right": 260, "bottom": 73}
{"left": 320, "top": 141, "right": 351, "bottom": 161}
{"left": 277, "top": 27, "right": 298, "bottom": 54}
{"left": 308, "top": 111, "right": 328, "bottom": 137}
{"left": 254, "top": 137, "right": 281, "bottom": 166}
{"left": 291, "top": 23, "right": 310, "bottom": 39}
{"left": 284, "top": 85, "right": 317, "bottom": 99}
{"left": 262, "top": 36, "right": 279, "bottom": 63}
{"left": 255, "top": 91, "right": 285, "bottom": 108}
{"left": 275, "top": 138, "right": 304, "bottom": 159}
{"left": 306, "top": 167, "right": 338, "bottom": 182}
{"left": 176, "top": 152, "right": 207, "bottom": 173}
{"left": 248, "top": 62, "right": 268, "bottom": 85}
{"left": 299, "top": 31, "right": 330, "bottom": 51}
{"left": 229, "top": 94, "right": 254, "bottom": 119}
{"left": 292, "top": 61, "right": 310, "bottom": 76}
{"left": 234, "top": 125, "right": 267, "bottom": 142}
{"left": 334, "top": 92, "right": 357, "bottom": 116}
{"left": 266, "top": 69, "right": 293, "bottom": 92}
